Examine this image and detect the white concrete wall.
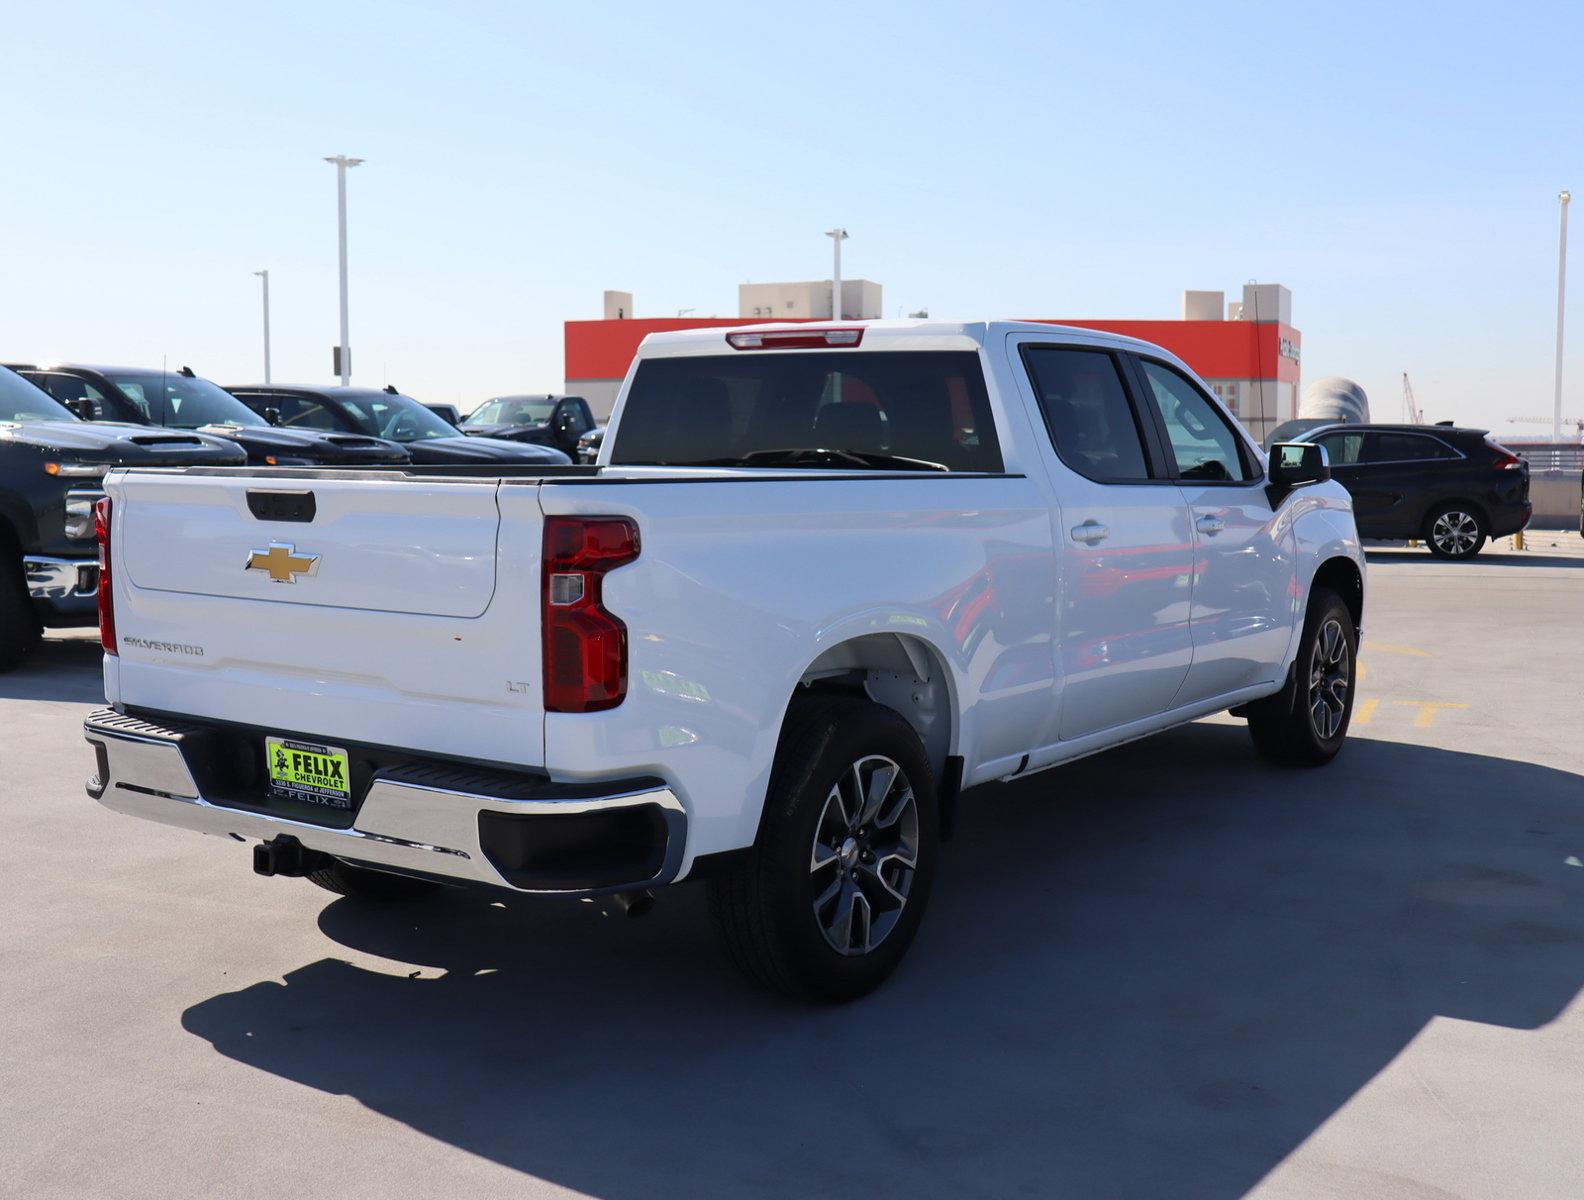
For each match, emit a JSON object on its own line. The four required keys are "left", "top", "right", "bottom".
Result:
{"left": 1528, "top": 474, "right": 1582, "bottom": 529}
{"left": 737, "top": 279, "right": 882, "bottom": 320}
{"left": 1241, "top": 283, "right": 1291, "bottom": 325}
{"left": 567, "top": 379, "right": 623, "bottom": 422}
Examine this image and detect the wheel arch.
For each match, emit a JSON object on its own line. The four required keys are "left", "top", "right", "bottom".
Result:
{"left": 788, "top": 632, "right": 959, "bottom": 786}
{"left": 0, "top": 489, "right": 38, "bottom": 556}
{"left": 1310, "top": 555, "right": 1363, "bottom": 635}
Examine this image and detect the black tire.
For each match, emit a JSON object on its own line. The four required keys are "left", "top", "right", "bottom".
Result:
{"left": 0, "top": 552, "right": 42, "bottom": 674}
{"left": 1246, "top": 587, "right": 1356, "bottom": 767}
{"left": 307, "top": 860, "right": 440, "bottom": 902}
{"left": 708, "top": 696, "right": 939, "bottom": 1002}
{"left": 1423, "top": 502, "right": 1486, "bottom": 559}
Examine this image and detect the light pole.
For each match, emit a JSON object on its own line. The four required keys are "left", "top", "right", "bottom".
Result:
{"left": 825, "top": 228, "right": 848, "bottom": 319}
{"left": 324, "top": 154, "right": 364, "bottom": 384}
{"left": 1554, "top": 189, "right": 1571, "bottom": 444}
{"left": 252, "top": 270, "right": 271, "bottom": 383}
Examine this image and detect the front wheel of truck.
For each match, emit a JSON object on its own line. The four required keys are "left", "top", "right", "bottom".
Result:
{"left": 708, "top": 696, "right": 939, "bottom": 1002}
{"left": 1246, "top": 586, "right": 1357, "bottom": 767}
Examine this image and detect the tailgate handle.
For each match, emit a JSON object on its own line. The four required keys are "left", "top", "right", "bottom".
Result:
{"left": 246, "top": 490, "right": 317, "bottom": 523}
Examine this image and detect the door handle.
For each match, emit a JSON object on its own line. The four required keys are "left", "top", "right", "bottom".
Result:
{"left": 1196, "top": 515, "right": 1226, "bottom": 536}
{"left": 1070, "top": 520, "right": 1109, "bottom": 546}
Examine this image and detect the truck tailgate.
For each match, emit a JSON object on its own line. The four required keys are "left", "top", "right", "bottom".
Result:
{"left": 105, "top": 472, "right": 547, "bottom": 768}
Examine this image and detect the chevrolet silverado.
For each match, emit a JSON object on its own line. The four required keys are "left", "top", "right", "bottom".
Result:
{"left": 83, "top": 321, "right": 1364, "bottom": 1000}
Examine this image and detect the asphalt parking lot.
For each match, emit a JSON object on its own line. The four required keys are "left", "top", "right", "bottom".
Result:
{"left": 3, "top": 538, "right": 1582, "bottom": 1200}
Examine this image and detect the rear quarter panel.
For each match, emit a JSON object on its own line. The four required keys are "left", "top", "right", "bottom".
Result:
{"left": 537, "top": 474, "right": 1056, "bottom": 871}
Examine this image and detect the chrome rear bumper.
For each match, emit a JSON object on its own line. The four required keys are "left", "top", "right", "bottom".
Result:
{"left": 83, "top": 709, "right": 686, "bottom": 894}
{"left": 25, "top": 556, "right": 99, "bottom": 600}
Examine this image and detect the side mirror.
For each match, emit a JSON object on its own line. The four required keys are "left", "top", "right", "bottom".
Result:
{"left": 69, "top": 398, "right": 97, "bottom": 421}
{"left": 262, "top": 407, "right": 282, "bottom": 427}
{"left": 1266, "top": 442, "right": 1330, "bottom": 501}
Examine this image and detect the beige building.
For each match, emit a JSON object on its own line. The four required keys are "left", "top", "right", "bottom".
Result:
{"left": 738, "top": 279, "right": 882, "bottom": 321}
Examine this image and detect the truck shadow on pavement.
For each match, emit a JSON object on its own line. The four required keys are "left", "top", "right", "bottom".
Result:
{"left": 0, "top": 636, "right": 105, "bottom": 704}
{"left": 181, "top": 725, "right": 1584, "bottom": 1199}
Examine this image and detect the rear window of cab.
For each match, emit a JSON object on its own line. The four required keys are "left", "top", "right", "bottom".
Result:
{"left": 610, "top": 351, "right": 1004, "bottom": 472}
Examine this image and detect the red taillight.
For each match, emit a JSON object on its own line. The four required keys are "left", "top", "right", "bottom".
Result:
{"left": 94, "top": 497, "right": 116, "bottom": 655}
{"left": 541, "top": 516, "right": 639, "bottom": 713}
{"left": 1487, "top": 443, "right": 1522, "bottom": 470}
{"left": 726, "top": 328, "right": 864, "bottom": 351}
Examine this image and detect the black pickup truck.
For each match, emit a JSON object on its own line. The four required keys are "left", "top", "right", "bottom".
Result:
{"left": 459, "top": 393, "right": 595, "bottom": 457}
{"left": 9, "top": 363, "right": 410, "bottom": 467}
{"left": 0, "top": 366, "right": 246, "bottom": 670}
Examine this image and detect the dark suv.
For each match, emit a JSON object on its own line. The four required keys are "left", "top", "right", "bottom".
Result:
{"left": 0, "top": 366, "right": 246, "bottom": 670}
{"left": 227, "top": 385, "right": 571, "bottom": 465}
{"left": 10, "top": 364, "right": 410, "bottom": 467}
{"left": 1295, "top": 423, "right": 1530, "bottom": 559}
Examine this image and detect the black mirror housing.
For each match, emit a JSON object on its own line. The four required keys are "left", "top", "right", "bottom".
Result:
{"left": 262, "top": 406, "right": 282, "bottom": 427}
{"left": 1266, "top": 442, "right": 1330, "bottom": 504}
{"left": 69, "top": 398, "right": 97, "bottom": 421}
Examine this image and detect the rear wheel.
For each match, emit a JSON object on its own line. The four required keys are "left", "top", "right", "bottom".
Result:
{"left": 708, "top": 696, "right": 938, "bottom": 1002}
{"left": 307, "top": 860, "right": 439, "bottom": 902}
{"left": 1246, "top": 587, "right": 1356, "bottom": 766}
{"left": 1424, "top": 503, "right": 1486, "bottom": 559}
{"left": 0, "top": 553, "right": 42, "bottom": 673}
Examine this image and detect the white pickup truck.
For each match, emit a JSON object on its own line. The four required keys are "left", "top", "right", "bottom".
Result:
{"left": 84, "top": 321, "right": 1364, "bottom": 1000}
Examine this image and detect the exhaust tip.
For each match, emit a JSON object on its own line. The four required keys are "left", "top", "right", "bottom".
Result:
{"left": 613, "top": 889, "right": 655, "bottom": 919}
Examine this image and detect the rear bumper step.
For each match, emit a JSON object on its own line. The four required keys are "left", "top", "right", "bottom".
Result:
{"left": 83, "top": 708, "right": 686, "bottom": 894}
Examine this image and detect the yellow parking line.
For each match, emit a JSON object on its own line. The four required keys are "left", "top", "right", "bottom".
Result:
{"left": 1392, "top": 700, "right": 1470, "bottom": 728}
{"left": 1369, "top": 643, "right": 1433, "bottom": 658}
{"left": 1353, "top": 698, "right": 1381, "bottom": 725}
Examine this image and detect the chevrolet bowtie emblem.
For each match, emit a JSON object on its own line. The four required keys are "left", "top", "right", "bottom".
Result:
{"left": 245, "top": 542, "right": 320, "bottom": 583}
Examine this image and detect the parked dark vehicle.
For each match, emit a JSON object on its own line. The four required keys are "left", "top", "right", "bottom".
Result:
{"left": 226, "top": 385, "right": 572, "bottom": 466}
{"left": 1262, "top": 417, "right": 1341, "bottom": 451}
{"left": 9, "top": 363, "right": 410, "bottom": 467}
{"left": 0, "top": 365, "right": 246, "bottom": 670}
{"left": 576, "top": 424, "right": 604, "bottom": 464}
{"left": 424, "top": 403, "right": 461, "bottom": 427}
{"left": 460, "top": 393, "right": 595, "bottom": 457}
{"left": 1294, "top": 423, "right": 1530, "bottom": 559}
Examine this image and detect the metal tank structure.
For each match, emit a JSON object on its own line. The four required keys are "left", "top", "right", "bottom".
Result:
{"left": 1299, "top": 377, "right": 1370, "bottom": 424}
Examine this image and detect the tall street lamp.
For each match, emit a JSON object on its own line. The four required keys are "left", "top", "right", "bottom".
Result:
{"left": 252, "top": 269, "right": 271, "bottom": 383}
{"left": 324, "top": 155, "right": 364, "bottom": 384}
{"left": 825, "top": 228, "right": 848, "bottom": 320}
{"left": 1555, "top": 189, "right": 1571, "bottom": 445}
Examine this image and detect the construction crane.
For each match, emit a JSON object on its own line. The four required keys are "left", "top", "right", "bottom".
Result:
{"left": 1507, "top": 415, "right": 1584, "bottom": 439}
{"left": 1401, "top": 373, "right": 1423, "bottom": 424}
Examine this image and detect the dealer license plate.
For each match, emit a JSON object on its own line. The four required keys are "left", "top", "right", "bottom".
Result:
{"left": 265, "top": 736, "right": 352, "bottom": 809}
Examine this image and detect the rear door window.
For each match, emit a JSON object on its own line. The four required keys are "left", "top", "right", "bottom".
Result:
{"left": 611, "top": 351, "right": 1002, "bottom": 472}
{"left": 1366, "top": 433, "right": 1459, "bottom": 462}
{"left": 1021, "top": 346, "right": 1152, "bottom": 482}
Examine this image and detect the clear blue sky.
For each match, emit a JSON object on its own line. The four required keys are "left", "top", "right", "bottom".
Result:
{"left": 2, "top": 0, "right": 1578, "bottom": 429}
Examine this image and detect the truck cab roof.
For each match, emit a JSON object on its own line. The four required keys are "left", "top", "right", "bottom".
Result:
{"left": 634, "top": 319, "right": 1173, "bottom": 360}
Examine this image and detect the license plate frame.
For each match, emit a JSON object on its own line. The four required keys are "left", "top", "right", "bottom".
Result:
{"left": 265, "top": 736, "right": 353, "bottom": 809}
